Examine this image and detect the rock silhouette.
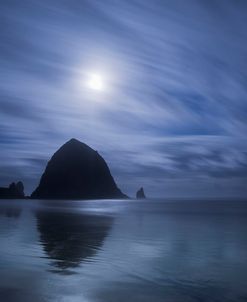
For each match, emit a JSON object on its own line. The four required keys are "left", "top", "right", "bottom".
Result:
{"left": 31, "top": 138, "right": 127, "bottom": 199}
{"left": 136, "top": 187, "right": 146, "bottom": 199}
{"left": 0, "top": 181, "right": 25, "bottom": 199}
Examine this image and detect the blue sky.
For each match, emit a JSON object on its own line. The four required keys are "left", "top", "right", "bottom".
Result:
{"left": 0, "top": 0, "right": 247, "bottom": 197}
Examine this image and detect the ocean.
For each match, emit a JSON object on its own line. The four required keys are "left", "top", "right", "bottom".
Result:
{"left": 0, "top": 199, "right": 247, "bottom": 302}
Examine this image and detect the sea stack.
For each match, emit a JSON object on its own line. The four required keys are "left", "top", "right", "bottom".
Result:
{"left": 31, "top": 138, "right": 127, "bottom": 199}
{"left": 136, "top": 187, "right": 146, "bottom": 199}
{"left": 0, "top": 181, "right": 25, "bottom": 199}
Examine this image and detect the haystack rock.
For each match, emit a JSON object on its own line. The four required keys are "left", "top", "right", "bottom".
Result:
{"left": 31, "top": 138, "right": 127, "bottom": 199}
{"left": 136, "top": 187, "right": 146, "bottom": 199}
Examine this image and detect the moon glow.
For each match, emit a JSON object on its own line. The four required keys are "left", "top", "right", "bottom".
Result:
{"left": 87, "top": 73, "right": 104, "bottom": 91}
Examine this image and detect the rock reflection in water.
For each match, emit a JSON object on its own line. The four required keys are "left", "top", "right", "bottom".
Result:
{"left": 36, "top": 210, "right": 113, "bottom": 274}
{"left": 0, "top": 204, "right": 22, "bottom": 218}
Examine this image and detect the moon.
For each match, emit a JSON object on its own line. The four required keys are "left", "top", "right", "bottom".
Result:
{"left": 87, "top": 73, "right": 104, "bottom": 91}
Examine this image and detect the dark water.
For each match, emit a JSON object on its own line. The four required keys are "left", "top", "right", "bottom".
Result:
{"left": 0, "top": 199, "right": 247, "bottom": 302}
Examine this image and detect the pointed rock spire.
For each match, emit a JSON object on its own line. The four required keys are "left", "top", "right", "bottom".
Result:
{"left": 136, "top": 187, "right": 146, "bottom": 199}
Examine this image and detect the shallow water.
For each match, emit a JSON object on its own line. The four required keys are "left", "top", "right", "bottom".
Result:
{"left": 0, "top": 199, "right": 247, "bottom": 302}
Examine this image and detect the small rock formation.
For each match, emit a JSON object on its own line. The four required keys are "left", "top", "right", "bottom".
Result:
{"left": 31, "top": 138, "right": 128, "bottom": 199}
{"left": 0, "top": 181, "right": 25, "bottom": 199}
{"left": 136, "top": 187, "right": 146, "bottom": 199}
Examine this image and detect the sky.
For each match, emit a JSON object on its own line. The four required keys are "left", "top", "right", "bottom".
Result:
{"left": 0, "top": 0, "right": 247, "bottom": 198}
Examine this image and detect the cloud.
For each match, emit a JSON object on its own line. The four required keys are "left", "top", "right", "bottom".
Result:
{"left": 0, "top": 0, "right": 247, "bottom": 197}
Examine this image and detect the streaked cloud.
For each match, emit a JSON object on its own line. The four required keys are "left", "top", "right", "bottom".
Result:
{"left": 0, "top": 0, "right": 247, "bottom": 197}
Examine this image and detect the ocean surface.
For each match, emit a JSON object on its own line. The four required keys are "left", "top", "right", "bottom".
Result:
{"left": 0, "top": 199, "right": 247, "bottom": 302}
